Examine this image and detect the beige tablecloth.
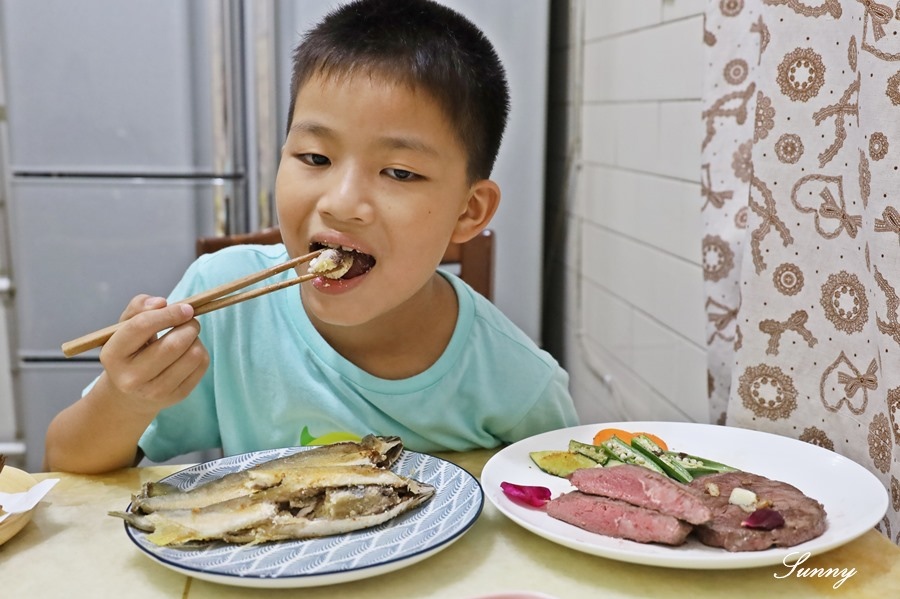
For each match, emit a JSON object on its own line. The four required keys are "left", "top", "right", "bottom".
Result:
{"left": 1, "top": 450, "right": 898, "bottom": 598}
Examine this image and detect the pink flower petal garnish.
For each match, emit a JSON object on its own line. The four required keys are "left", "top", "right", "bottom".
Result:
{"left": 741, "top": 508, "right": 785, "bottom": 530}
{"left": 501, "top": 481, "right": 551, "bottom": 508}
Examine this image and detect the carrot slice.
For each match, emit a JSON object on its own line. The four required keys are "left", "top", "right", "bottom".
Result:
{"left": 591, "top": 428, "right": 669, "bottom": 451}
{"left": 592, "top": 428, "right": 634, "bottom": 446}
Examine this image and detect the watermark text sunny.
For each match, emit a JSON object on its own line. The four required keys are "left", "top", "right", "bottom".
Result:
{"left": 774, "top": 551, "right": 856, "bottom": 589}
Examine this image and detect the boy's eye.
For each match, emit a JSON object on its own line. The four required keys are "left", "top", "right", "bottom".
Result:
{"left": 384, "top": 168, "right": 419, "bottom": 181}
{"left": 298, "top": 153, "right": 330, "bottom": 166}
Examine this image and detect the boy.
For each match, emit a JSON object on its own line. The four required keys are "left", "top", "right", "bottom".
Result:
{"left": 44, "top": 0, "right": 578, "bottom": 473}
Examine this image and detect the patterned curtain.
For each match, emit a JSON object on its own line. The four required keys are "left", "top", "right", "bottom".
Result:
{"left": 702, "top": 0, "right": 899, "bottom": 543}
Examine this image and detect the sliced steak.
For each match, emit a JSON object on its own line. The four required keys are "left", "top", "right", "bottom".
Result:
{"left": 547, "top": 491, "right": 693, "bottom": 545}
{"left": 689, "top": 471, "right": 827, "bottom": 552}
{"left": 569, "top": 465, "right": 712, "bottom": 525}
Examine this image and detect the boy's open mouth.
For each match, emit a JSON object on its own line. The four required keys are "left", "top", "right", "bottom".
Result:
{"left": 308, "top": 242, "right": 376, "bottom": 280}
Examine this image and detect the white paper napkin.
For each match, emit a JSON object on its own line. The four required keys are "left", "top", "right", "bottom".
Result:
{"left": 0, "top": 479, "right": 58, "bottom": 523}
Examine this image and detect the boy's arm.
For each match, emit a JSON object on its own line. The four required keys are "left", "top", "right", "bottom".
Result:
{"left": 44, "top": 372, "right": 160, "bottom": 472}
{"left": 43, "top": 296, "right": 209, "bottom": 473}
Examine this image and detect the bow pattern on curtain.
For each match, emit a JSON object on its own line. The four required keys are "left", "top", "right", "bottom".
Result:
{"left": 702, "top": 0, "right": 900, "bottom": 542}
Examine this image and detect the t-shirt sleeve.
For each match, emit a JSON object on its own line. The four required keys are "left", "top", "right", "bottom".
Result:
{"left": 500, "top": 366, "right": 580, "bottom": 443}
{"left": 138, "top": 373, "right": 219, "bottom": 463}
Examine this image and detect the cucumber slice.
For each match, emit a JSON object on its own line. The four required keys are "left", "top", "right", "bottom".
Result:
{"left": 529, "top": 450, "right": 597, "bottom": 478}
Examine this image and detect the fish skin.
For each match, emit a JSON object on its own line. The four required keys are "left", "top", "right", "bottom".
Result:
{"left": 241, "top": 464, "right": 427, "bottom": 501}
{"left": 110, "top": 465, "right": 435, "bottom": 546}
{"left": 226, "top": 487, "right": 434, "bottom": 544}
{"left": 133, "top": 435, "right": 403, "bottom": 513}
{"left": 112, "top": 497, "right": 278, "bottom": 546}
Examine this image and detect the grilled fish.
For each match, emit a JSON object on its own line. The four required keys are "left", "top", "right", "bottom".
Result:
{"left": 132, "top": 434, "right": 403, "bottom": 513}
{"left": 110, "top": 436, "right": 435, "bottom": 546}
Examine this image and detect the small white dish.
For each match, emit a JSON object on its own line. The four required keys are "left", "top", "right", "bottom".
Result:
{"left": 0, "top": 466, "right": 39, "bottom": 546}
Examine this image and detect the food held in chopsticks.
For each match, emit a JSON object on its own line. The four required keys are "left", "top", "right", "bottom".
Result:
{"left": 308, "top": 247, "right": 354, "bottom": 279}
{"left": 505, "top": 428, "right": 827, "bottom": 551}
{"left": 307, "top": 242, "right": 376, "bottom": 281}
{"left": 110, "top": 435, "right": 435, "bottom": 546}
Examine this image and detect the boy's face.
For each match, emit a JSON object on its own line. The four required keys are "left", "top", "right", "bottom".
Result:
{"left": 275, "top": 72, "right": 474, "bottom": 327}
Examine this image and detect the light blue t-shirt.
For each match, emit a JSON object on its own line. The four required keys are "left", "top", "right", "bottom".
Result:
{"left": 137, "top": 244, "right": 578, "bottom": 462}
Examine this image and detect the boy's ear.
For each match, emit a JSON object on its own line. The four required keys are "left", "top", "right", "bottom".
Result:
{"left": 450, "top": 179, "right": 500, "bottom": 243}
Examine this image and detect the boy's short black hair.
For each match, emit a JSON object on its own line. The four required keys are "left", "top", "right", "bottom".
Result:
{"left": 287, "top": 0, "right": 510, "bottom": 182}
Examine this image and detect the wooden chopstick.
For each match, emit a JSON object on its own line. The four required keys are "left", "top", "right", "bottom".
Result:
{"left": 60, "top": 249, "right": 324, "bottom": 358}
{"left": 191, "top": 271, "right": 319, "bottom": 315}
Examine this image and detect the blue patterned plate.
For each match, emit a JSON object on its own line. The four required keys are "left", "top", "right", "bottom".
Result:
{"left": 122, "top": 448, "right": 483, "bottom": 588}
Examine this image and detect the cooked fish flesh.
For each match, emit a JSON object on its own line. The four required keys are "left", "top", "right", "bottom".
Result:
{"left": 110, "top": 436, "right": 435, "bottom": 546}
{"left": 308, "top": 247, "right": 353, "bottom": 279}
{"left": 132, "top": 434, "right": 402, "bottom": 513}
{"left": 113, "top": 465, "right": 434, "bottom": 546}
{"left": 229, "top": 480, "right": 433, "bottom": 544}
{"left": 117, "top": 496, "right": 278, "bottom": 546}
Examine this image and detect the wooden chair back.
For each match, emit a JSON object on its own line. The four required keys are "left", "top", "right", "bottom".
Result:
{"left": 196, "top": 227, "right": 494, "bottom": 301}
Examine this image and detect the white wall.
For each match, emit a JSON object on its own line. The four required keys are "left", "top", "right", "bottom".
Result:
{"left": 0, "top": 52, "right": 22, "bottom": 461}
{"left": 546, "top": 0, "right": 709, "bottom": 425}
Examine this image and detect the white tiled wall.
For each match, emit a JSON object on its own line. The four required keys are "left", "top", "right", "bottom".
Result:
{"left": 546, "top": 0, "right": 709, "bottom": 425}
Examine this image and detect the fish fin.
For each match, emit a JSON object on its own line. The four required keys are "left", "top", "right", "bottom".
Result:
{"left": 145, "top": 519, "right": 198, "bottom": 546}
{"left": 362, "top": 435, "right": 403, "bottom": 467}
{"left": 108, "top": 510, "right": 155, "bottom": 532}
{"left": 143, "top": 481, "right": 180, "bottom": 497}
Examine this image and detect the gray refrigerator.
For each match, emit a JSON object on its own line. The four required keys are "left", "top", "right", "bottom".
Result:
{"left": 0, "top": 0, "right": 551, "bottom": 471}
{"left": 0, "top": 0, "right": 278, "bottom": 470}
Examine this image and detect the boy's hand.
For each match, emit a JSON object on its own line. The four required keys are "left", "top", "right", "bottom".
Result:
{"left": 99, "top": 294, "right": 210, "bottom": 415}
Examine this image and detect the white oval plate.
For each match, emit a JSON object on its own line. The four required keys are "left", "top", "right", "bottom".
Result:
{"left": 482, "top": 421, "right": 888, "bottom": 569}
{"left": 122, "top": 448, "right": 483, "bottom": 588}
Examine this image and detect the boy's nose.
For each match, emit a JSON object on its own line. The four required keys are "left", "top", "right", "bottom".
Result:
{"left": 318, "top": 166, "right": 373, "bottom": 223}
